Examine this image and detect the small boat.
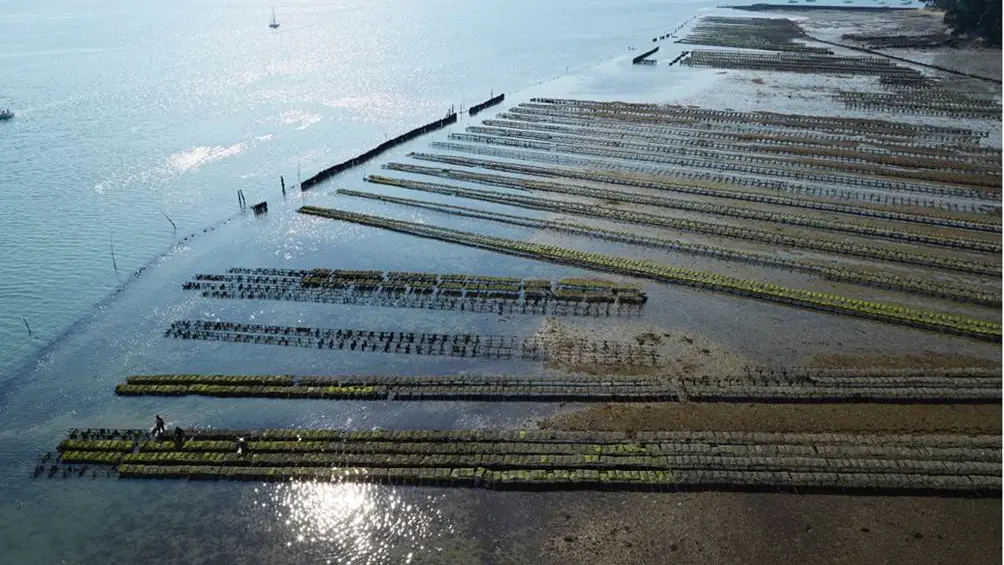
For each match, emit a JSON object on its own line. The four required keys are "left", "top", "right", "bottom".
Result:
{"left": 0, "top": 109, "right": 13, "bottom": 121}
{"left": 269, "top": 7, "right": 280, "bottom": 29}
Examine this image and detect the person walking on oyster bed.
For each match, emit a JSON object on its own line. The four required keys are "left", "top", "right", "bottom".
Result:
{"left": 152, "top": 415, "right": 166, "bottom": 439}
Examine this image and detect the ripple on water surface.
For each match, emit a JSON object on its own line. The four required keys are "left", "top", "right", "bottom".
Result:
{"left": 0, "top": 0, "right": 718, "bottom": 381}
{"left": 257, "top": 480, "right": 451, "bottom": 564}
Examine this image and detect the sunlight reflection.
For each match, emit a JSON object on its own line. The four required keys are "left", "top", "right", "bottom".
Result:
{"left": 261, "top": 478, "right": 448, "bottom": 564}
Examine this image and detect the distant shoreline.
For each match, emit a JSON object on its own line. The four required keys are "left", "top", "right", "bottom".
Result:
{"left": 729, "top": 4, "right": 920, "bottom": 11}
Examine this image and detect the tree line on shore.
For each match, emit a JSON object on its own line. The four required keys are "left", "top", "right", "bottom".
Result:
{"left": 927, "top": 0, "right": 1001, "bottom": 45}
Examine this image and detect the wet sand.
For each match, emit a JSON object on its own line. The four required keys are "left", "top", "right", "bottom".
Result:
{"left": 504, "top": 8, "right": 1003, "bottom": 564}
{"left": 800, "top": 7, "right": 1003, "bottom": 100}
{"left": 534, "top": 317, "right": 753, "bottom": 378}
{"left": 516, "top": 492, "right": 1001, "bottom": 565}
{"left": 802, "top": 352, "right": 1004, "bottom": 369}
{"left": 538, "top": 403, "right": 1001, "bottom": 434}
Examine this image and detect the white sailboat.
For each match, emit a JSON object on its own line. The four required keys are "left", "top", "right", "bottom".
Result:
{"left": 269, "top": 7, "right": 280, "bottom": 29}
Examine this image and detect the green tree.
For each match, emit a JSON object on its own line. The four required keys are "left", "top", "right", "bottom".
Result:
{"left": 929, "top": 0, "right": 1002, "bottom": 45}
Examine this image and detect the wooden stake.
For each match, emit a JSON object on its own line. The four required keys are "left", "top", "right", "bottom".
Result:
{"left": 161, "top": 211, "right": 177, "bottom": 231}
{"left": 110, "top": 237, "right": 118, "bottom": 274}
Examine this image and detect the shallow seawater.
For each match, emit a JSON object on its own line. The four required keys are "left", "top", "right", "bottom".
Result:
{"left": 1, "top": 1, "right": 730, "bottom": 562}
{"left": 1, "top": 1, "right": 997, "bottom": 564}
{"left": 0, "top": 0, "right": 718, "bottom": 381}
{"left": 0, "top": 179, "right": 607, "bottom": 564}
{"left": 0, "top": 85, "right": 679, "bottom": 565}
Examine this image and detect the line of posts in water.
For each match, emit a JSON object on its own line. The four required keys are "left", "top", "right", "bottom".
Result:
{"left": 468, "top": 93, "right": 505, "bottom": 116}
{"left": 632, "top": 46, "right": 659, "bottom": 65}
{"left": 299, "top": 93, "right": 504, "bottom": 191}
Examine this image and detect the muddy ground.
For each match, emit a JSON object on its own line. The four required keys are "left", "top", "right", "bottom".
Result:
{"left": 509, "top": 492, "right": 1001, "bottom": 565}
{"left": 538, "top": 403, "right": 1001, "bottom": 434}
{"left": 800, "top": 8, "right": 1002, "bottom": 97}
{"left": 507, "top": 8, "right": 1003, "bottom": 565}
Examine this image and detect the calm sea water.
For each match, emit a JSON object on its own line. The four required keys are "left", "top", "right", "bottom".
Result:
{"left": 0, "top": 0, "right": 955, "bottom": 563}
{"left": 0, "top": 1, "right": 722, "bottom": 563}
{"left": 0, "top": 0, "right": 721, "bottom": 382}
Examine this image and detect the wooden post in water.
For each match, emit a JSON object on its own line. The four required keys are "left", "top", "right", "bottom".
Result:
{"left": 281, "top": 176, "right": 286, "bottom": 197}
{"left": 109, "top": 237, "right": 118, "bottom": 274}
{"left": 161, "top": 211, "right": 177, "bottom": 231}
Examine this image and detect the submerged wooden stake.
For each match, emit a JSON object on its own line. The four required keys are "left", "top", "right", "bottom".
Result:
{"left": 161, "top": 211, "right": 177, "bottom": 231}
{"left": 109, "top": 237, "right": 118, "bottom": 274}
{"left": 22, "top": 316, "right": 32, "bottom": 337}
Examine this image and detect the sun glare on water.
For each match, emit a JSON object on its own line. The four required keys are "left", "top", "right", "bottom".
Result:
{"left": 259, "top": 476, "right": 449, "bottom": 564}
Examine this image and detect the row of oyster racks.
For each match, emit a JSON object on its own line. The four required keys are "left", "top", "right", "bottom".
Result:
{"left": 297, "top": 273, "right": 647, "bottom": 297}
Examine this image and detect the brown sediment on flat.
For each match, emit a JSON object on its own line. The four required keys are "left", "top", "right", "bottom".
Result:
{"left": 393, "top": 160, "right": 1001, "bottom": 245}
{"left": 788, "top": 156, "right": 1000, "bottom": 191}
{"left": 579, "top": 108, "right": 981, "bottom": 145}
{"left": 537, "top": 403, "right": 1002, "bottom": 434}
{"left": 707, "top": 135, "right": 997, "bottom": 175}
{"left": 713, "top": 217, "right": 998, "bottom": 265}
{"left": 726, "top": 131, "right": 1001, "bottom": 160}
{"left": 802, "top": 353, "right": 1003, "bottom": 370}
{"left": 508, "top": 11, "right": 1003, "bottom": 564}
{"left": 525, "top": 491, "right": 1002, "bottom": 565}
{"left": 534, "top": 318, "right": 753, "bottom": 378}
{"left": 523, "top": 214, "right": 999, "bottom": 321}
{"left": 880, "top": 202, "right": 999, "bottom": 224}
{"left": 630, "top": 191, "right": 1002, "bottom": 246}
{"left": 571, "top": 197, "right": 1002, "bottom": 283}
{"left": 693, "top": 183, "right": 1000, "bottom": 228}
{"left": 601, "top": 169, "right": 1002, "bottom": 227}
{"left": 544, "top": 208, "right": 998, "bottom": 272}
